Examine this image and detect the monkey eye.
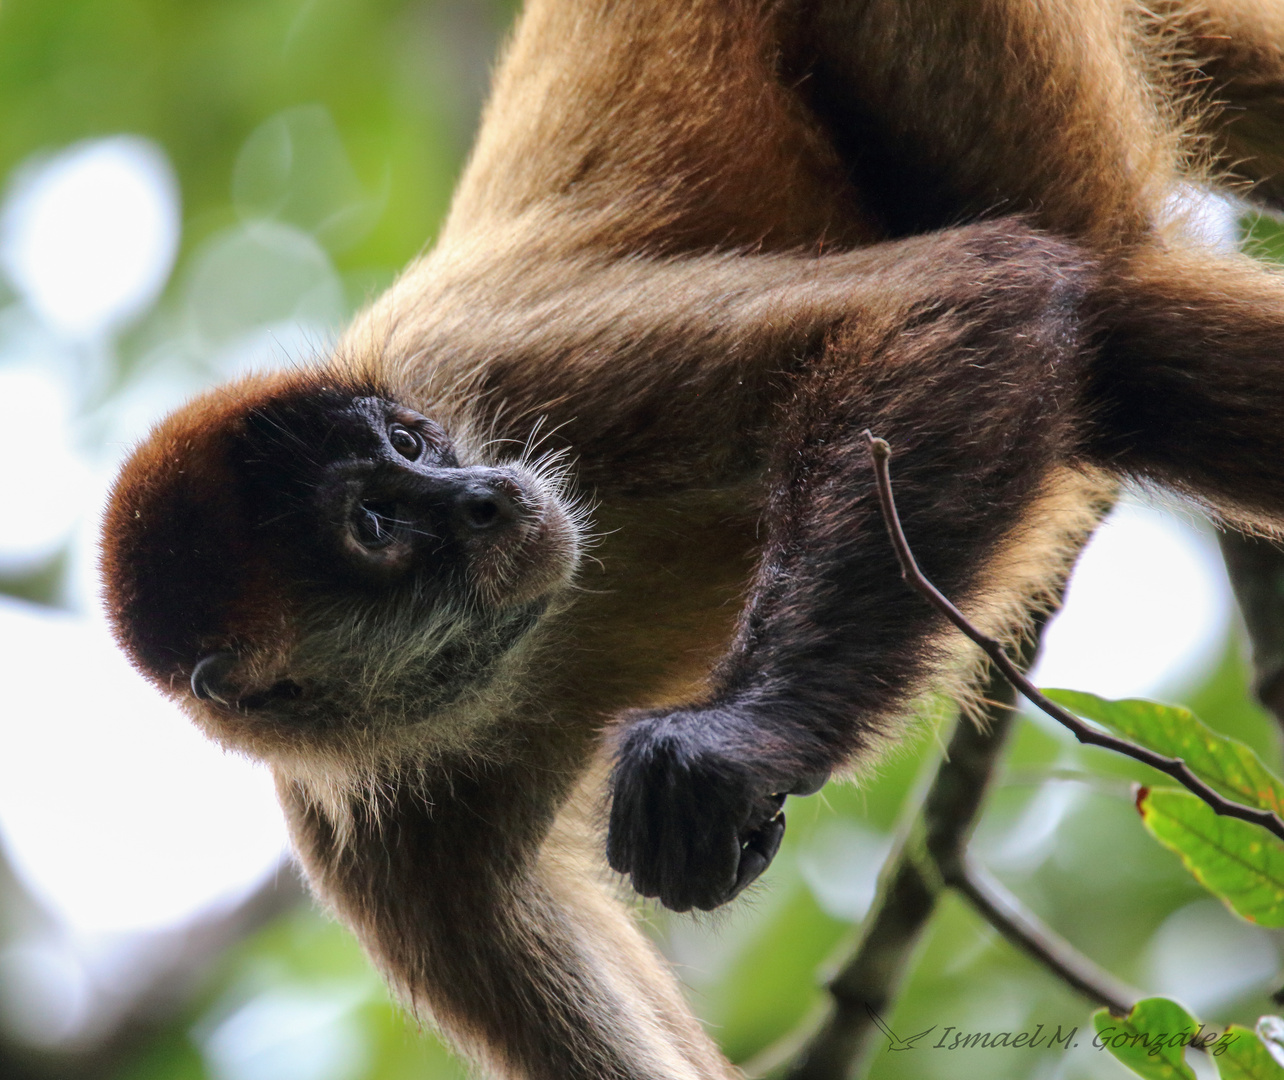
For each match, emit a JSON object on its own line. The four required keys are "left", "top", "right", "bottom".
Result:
{"left": 388, "top": 424, "right": 424, "bottom": 461}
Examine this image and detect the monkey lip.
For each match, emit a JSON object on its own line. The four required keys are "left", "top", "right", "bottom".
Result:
{"left": 464, "top": 481, "right": 580, "bottom": 608}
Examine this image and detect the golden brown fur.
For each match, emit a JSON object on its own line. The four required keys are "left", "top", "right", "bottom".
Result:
{"left": 101, "top": 1, "right": 1284, "bottom": 1077}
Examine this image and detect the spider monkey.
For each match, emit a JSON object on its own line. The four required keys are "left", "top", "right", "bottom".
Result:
{"left": 101, "top": 1, "right": 1284, "bottom": 1077}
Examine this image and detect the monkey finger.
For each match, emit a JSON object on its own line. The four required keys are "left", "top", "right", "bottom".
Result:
{"left": 662, "top": 831, "right": 742, "bottom": 913}
{"left": 654, "top": 783, "right": 745, "bottom": 911}
{"left": 718, "top": 809, "right": 786, "bottom": 908}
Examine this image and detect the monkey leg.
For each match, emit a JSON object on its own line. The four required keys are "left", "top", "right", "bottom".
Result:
{"left": 1166, "top": 0, "right": 1284, "bottom": 210}
{"left": 795, "top": 0, "right": 1178, "bottom": 244}
{"left": 607, "top": 260, "right": 1108, "bottom": 912}
{"left": 1088, "top": 245, "right": 1284, "bottom": 526}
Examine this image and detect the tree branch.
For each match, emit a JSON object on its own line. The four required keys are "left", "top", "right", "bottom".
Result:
{"left": 754, "top": 661, "right": 1138, "bottom": 1078}
{"left": 762, "top": 662, "right": 1023, "bottom": 1079}
{"left": 1218, "top": 530, "right": 1284, "bottom": 727}
{"left": 865, "top": 431, "right": 1284, "bottom": 843}
{"left": 943, "top": 858, "right": 1137, "bottom": 1015}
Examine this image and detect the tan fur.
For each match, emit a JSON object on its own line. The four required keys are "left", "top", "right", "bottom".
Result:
{"left": 99, "top": 2, "right": 1284, "bottom": 1077}
{"left": 942, "top": 466, "right": 1119, "bottom": 730}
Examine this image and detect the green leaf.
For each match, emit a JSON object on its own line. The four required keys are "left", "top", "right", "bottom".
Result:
{"left": 1092, "top": 998, "right": 1199, "bottom": 1079}
{"left": 1138, "top": 787, "right": 1284, "bottom": 926}
{"left": 1215, "top": 1021, "right": 1284, "bottom": 1079}
{"left": 1043, "top": 690, "right": 1284, "bottom": 815}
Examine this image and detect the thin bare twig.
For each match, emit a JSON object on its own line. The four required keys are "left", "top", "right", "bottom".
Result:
{"left": 766, "top": 607, "right": 1073, "bottom": 1078}
{"left": 865, "top": 431, "right": 1284, "bottom": 844}
{"left": 943, "top": 858, "right": 1137, "bottom": 1015}
{"left": 766, "top": 672, "right": 1021, "bottom": 1080}
{"left": 759, "top": 659, "right": 1138, "bottom": 1078}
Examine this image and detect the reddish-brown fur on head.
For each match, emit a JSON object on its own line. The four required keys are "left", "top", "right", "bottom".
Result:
{"left": 101, "top": 370, "right": 318, "bottom": 695}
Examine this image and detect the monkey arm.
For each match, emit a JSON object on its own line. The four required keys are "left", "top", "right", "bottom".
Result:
{"left": 605, "top": 229, "right": 1108, "bottom": 912}
{"left": 793, "top": 0, "right": 1181, "bottom": 243}
{"left": 605, "top": 234, "right": 1284, "bottom": 913}
{"left": 279, "top": 760, "right": 739, "bottom": 1080}
{"left": 797, "top": 0, "right": 1284, "bottom": 233}
{"left": 345, "top": 222, "right": 1103, "bottom": 498}
{"left": 1089, "top": 245, "right": 1284, "bottom": 523}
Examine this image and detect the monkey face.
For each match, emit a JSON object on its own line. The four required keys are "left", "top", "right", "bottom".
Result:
{"left": 235, "top": 390, "right": 575, "bottom": 608}
{"left": 101, "top": 371, "right": 582, "bottom": 761}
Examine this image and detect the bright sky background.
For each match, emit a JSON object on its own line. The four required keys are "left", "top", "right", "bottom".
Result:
{"left": 0, "top": 138, "right": 1240, "bottom": 959}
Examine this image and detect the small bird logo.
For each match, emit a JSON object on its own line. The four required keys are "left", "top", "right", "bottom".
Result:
{"left": 867, "top": 1004, "right": 936, "bottom": 1051}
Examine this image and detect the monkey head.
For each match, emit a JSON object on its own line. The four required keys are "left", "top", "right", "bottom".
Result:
{"left": 101, "top": 370, "right": 582, "bottom": 767}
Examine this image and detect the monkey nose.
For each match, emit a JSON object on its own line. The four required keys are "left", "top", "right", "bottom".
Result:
{"left": 452, "top": 473, "right": 524, "bottom": 534}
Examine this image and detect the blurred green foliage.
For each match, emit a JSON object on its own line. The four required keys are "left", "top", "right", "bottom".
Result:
{"left": 1091, "top": 998, "right": 1201, "bottom": 1080}
{"left": 0, "top": 0, "right": 515, "bottom": 275}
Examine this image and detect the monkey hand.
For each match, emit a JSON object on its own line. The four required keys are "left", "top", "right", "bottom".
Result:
{"left": 606, "top": 708, "right": 829, "bottom": 912}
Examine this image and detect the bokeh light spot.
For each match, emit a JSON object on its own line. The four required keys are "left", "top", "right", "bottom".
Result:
{"left": 0, "top": 137, "right": 180, "bottom": 340}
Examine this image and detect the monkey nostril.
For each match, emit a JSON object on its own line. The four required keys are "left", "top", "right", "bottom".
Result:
{"left": 464, "top": 498, "right": 503, "bottom": 529}
{"left": 458, "top": 478, "right": 521, "bottom": 532}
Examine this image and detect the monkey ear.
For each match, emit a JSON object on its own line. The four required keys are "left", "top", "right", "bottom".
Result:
{"left": 190, "top": 650, "right": 304, "bottom": 711}
{"left": 190, "top": 651, "right": 240, "bottom": 705}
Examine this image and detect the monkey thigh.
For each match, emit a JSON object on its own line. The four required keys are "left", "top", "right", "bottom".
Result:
{"left": 1088, "top": 244, "right": 1284, "bottom": 529}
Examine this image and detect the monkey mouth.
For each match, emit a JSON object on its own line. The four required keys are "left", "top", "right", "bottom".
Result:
{"left": 464, "top": 488, "right": 579, "bottom": 609}
{"left": 185, "top": 595, "right": 548, "bottom": 756}
{"left": 191, "top": 654, "right": 306, "bottom": 712}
